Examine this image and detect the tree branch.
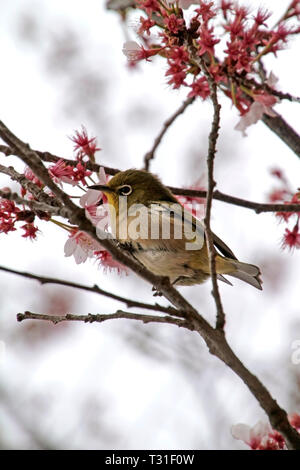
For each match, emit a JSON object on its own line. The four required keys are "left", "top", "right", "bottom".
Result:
{"left": 0, "top": 122, "right": 84, "bottom": 218}
{"left": 0, "top": 164, "right": 64, "bottom": 210}
{"left": 201, "top": 70, "right": 226, "bottom": 330}
{"left": 168, "top": 187, "right": 300, "bottom": 214}
{"left": 0, "top": 144, "right": 119, "bottom": 176}
{"left": 0, "top": 264, "right": 181, "bottom": 317}
{"left": 0, "top": 189, "right": 62, "bottom": 215}
{"left": 1, "top": 119, "right": 300, "bottom": 448}
{"left": 17, "top": 310, "right": 190, "bottom": 328}
{"left": 143, "top": 96, "right": 195, "bottom": 171}
{"left": 2, "top": 146, "right": 298, "bottom": 214}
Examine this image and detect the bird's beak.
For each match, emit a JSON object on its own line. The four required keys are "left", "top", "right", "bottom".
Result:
{"left": 88, "top": 184, "right": 115, "bottom": 193}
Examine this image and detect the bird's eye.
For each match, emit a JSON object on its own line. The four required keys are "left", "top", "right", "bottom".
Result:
{"left": 117, "top": 185, "right": 132, "bottom": 196}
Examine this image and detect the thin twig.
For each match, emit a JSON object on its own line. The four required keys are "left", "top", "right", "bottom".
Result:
{"left": 0, "top": 265, "right": 182, "bottom": 317}
{"left": 0, "top": 164, "right": 64, "bottom": 210}
{"left": 202, "top": 76, "right": 226, "bottom": 331}
{"left": 143, "top": 96, "right": 195, "bottom": 171}
{"left": 2, "top": 146, "right": 298, "bottom": 214}
{"left": 168, "top": 187, "right": 300, "bottom": 214}
{"left": 0, "top": 190, "right": 61, "bottom": 215}
{"left": 266, "top": 89, "right": 300, "bottom": 104}
{"left": 0, "top": 125, "right": 79, "bottom": 215}
{"left": 17, "top": 310, "right": 191, "bottom": 328}
{"left": 0, "top": 144, "right": 119, "bottom": 176}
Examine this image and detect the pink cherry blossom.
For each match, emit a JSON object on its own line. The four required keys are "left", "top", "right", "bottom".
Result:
{"left": 95, "top": 249, "right": 128, "bottom": 274}
{"left": 164, "top": 14, "right": 185, "bottom": 34}
{"left": 231, "top": 421, "right": 271, "bottom": 449}
{"left": 281, "top": 223, "right": 300, "bottom": 251}
{"left": 188, "top": 76, "right": 210, "bottom": 99}
{"left": 231, "top": 420, "right": 286, "bottom": 450}
{"left": 20, "top": 223, "right": 39, "bottom": 240}
{"left": 70, "top": 126, "right": 101, "bottom": 160}
{"left": 0, "top": 198, "right": 20, "bottom": 234}
{"left": 48, "top": 159, "right": 75, "bottom": 186}
{"left": 122, "top": 41, "right": 161, "bottom": 62}
{"left": 64, "top": 230, "right": 102, "bottom": 264}
{"left": 24, "top": 167, "right": 43, "bottom": 188}
{"left": 138, "top": 16, "right": 155, "bottom": 36}
{"left": 235, "top": 101, "right": 277, "bottom": 136}
{"left": 86, "top": 203, "right": 111, "bottom": 230}
{"left": 0, "top": 217, "right": 16, "bottom": 234}
{"left": 80, "top": 167, "right": 107, "bottom": 208}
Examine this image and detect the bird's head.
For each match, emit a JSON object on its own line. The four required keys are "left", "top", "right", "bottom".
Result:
{"left": 89, "top": 169, "right": 177, "bottom": 212}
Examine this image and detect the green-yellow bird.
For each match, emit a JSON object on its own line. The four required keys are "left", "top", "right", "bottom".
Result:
{"left": 90, "top": 169, "right": 262, "bottom": 290}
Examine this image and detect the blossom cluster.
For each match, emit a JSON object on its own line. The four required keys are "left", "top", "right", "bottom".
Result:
{"left": 0, "top": 125, "right": 210, "bottom": 273}
{"left": 0, "top": 197, "right": 40, "bottom": 239}
{"left": 232, "top": 412, "right": 300, "bottom": 450}
{"left": 0, "top": 127, "right": 126, "bottom": 274}
{"left": 268, "top": 168, "right": 300, "bottom": 251}
{"left": 122, "top": 0, "right": 300, "bottom": 133}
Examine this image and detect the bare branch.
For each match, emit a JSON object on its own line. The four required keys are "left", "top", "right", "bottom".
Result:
{"left": 266, "top": 89, "right": 300, "bottom": 104}
{"left": 143, "top": 96, "right": 195, "bottom": 171}
{"left": 202, "top": 75, "right": 226, "bottom": 330}
{"left": 17, "top": 310, "right": 191, "bottom": 328}
{"left": 0, "top": 144, "right": 119, "bottom": 176}
{"left": 2, "top": 146, "right": 299, "bottom": 215}
{"left": 0, "top": 264, "right": 182, "bottom": 317}
{"left": 168, "top": 187, "right": 300, "bottom": 214}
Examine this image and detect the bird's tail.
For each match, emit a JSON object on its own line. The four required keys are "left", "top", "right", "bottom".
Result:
{"left": 227, "top": 259, "right": 262, "bottom": 290}
{"left": 216, "top": 256, "right": 263, "bottom": 290}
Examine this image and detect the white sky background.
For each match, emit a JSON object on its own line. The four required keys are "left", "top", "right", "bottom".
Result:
{"left": 0, "top": 0, "right": 299, "bottom": 449}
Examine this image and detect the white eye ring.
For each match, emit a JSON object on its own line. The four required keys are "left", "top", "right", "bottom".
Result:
{"left": 118, "top": 184, "right": 132, "bottom": 196}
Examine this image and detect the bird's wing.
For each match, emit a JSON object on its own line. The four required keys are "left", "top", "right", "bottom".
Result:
{"left": 157, "top": 202, "right": 237, "bottom": 258}
{"left": 212, "top": 231, "right": 237, "bottom": 260}
{"left": 150, "top": 201, "right": 205, "bottom": 250}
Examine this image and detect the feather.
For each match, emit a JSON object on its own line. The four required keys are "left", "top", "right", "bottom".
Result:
{"left": 217, "top": 274, "right": 233, "bottom": 286}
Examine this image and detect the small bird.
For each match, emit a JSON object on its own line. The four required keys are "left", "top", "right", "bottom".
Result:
{"left": 90, "top": 169, "right": 262, "bottom": 290}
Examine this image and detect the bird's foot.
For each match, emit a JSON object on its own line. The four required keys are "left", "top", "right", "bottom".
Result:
{"left": 152, "top": 286, "right": 163, "bottom": 297}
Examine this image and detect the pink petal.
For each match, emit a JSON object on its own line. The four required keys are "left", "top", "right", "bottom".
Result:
{"left": 74, "top": 245, "right": 88, "bottom": 264}
{"left": 80, "top": 189, "right": 102, "bottom": 207}
{"left": 235, "top": 102, "right": 267, "bottom": 136}
{"left": 122, "top": 41, "right": 141, "bottom": 60}
{"left": 266, "top": 71, "right": 279, "bottom": 88}
{"left": 231, "top": 423, "right": 251, "bottom": 443}
{"left": 64, "top": 237, "right": 76, "bottom": 257}
{"left": 251, "top": 421, "right": 271, "bottom": 440}
{"left": 98, "top": 166, "right": 107, "bottom": 185}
